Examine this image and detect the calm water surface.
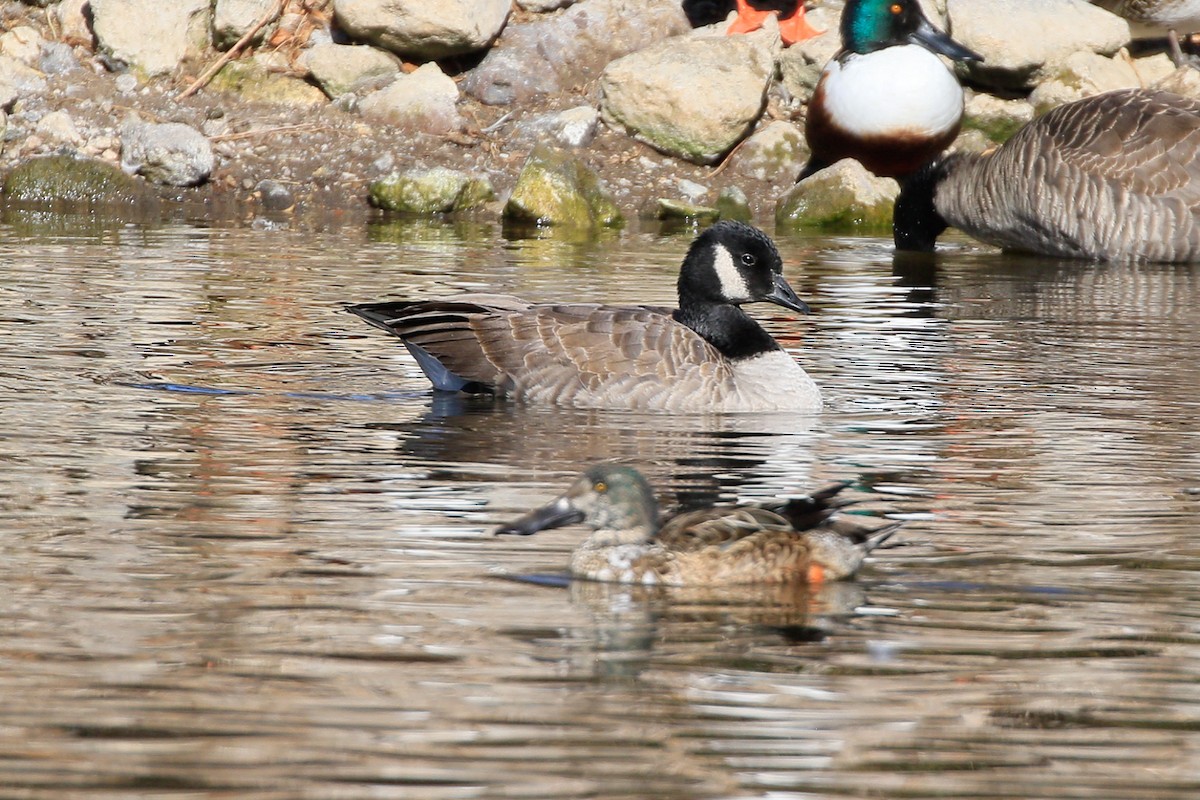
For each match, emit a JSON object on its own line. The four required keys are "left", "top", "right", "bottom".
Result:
{"left": 1, "top": 213, "right": 1198, "bottom": 799}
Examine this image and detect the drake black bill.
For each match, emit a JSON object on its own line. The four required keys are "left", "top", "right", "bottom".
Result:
{"left": 909, "top": 15, "right": 983, "bottom": 63}
{"left": 495, "top": 496, "right": 584, "bottom": 536}
{"left": 767, "top": 273, "right": 811, "bottom": 315}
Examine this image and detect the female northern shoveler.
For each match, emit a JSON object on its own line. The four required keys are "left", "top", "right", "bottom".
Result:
{"left": 799, "top": 0, "right": 982, "bottom": 181}
{"left": 496, "top": 464, "right": 898, "bottom": 586}
{"left": 893, "top": 88, "right": 1200, "bottom": 262}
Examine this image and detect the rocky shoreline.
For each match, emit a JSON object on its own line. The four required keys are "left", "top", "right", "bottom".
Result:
{"left": 1, "top": 0, "right": 1198, "bottom": 232}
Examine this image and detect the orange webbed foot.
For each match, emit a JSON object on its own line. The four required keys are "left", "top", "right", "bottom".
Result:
{"left": 727, "top": 0, "right": 774, "bottom": 35}
{"left": 778, "top": 6, "right": 823, "bottom": 46}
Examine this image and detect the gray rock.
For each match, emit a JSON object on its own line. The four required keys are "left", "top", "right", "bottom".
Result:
{"left": 91, "top": 0, "right": 211, "bottom": 77}
{"left": 462, "top": 0, "right": 690, "bottom": 106}
{"left": 776, "top": 159, "right": 898, "bottom": 232}
{"left": 359, "top": 62, "right": 464, "bottom": 133}
{"left": 948, "top": 0, "right": 1130, "bottom": 90}
{"left": 715, "top": 186, "right": 752, "bottom": 222}
{"left": 333, "top": 0, "right": 511, "bottom": 59}
{"left": 369, "top": 167, "right": 495, "bottom": 213}
{"left": 600, "top": 30, "right": 776, "bottom": 165}
{"left": 254, "top": 179, "right": 296, "bottom": 211}
{"left": 504, "top": 143, "right": 624, "bottom": 230}
{"left": 40, "top": 41, "right": 81, "bottom": 75}
{"left": 511, "top": 106, "right": 600, "bottom": 148}
{"left": 121, "top": 120, "right": 215, "bottom": 187}
{"left": 115, "top": 73, "right": 139, "bottom": 94}
{"left": 305, "top": 42, "right": 401, "bottom": 99}
{"left": 776, "top": 7, "right": 841, "bottom": 101}
{"left": 727, "top": 120, "right": 808, "bottom": 183}
{"left": 516, "top": 0, "right": 578, "bottom": 10}
{"left": 0, "top": 54, "right": 48, "bottom": 108}
{"left": 213, "top": 0, "right": 279, "bottom": 50}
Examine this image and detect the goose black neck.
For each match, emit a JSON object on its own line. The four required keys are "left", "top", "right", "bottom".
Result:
{"left": 894, "top": 157, "right": 953, "bottom": 251}
{"left": 674, "top": 300, "right": 782, "bottom": 360}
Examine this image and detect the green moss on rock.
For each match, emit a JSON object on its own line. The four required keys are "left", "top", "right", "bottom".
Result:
{"left": 369, "top": 168, "right": 494, "bottom": 214}
{"left": 653, "top": 198, "right": 719, "bottom": 222}
{"left": 775, "top": 162, "right": 897, "bottom": 232}
{"left": 715, "top": 186, "right": 753, "bottom": 223}
{"left": 3, "top": 155, "right": 148, "bottom": 205}
{"left": 504, "top": 144, "right": 624, "bottom": 231}
{"left": 212, "top": 61, "right": 326, "bottom": 106}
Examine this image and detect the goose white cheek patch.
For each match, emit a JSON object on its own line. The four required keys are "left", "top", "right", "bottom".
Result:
{"left": 711, "top": 243, "right": 750, "bottom": 302}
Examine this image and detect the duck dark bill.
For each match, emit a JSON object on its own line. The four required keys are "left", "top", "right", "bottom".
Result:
{"left": 495, "top": 496, "right": 583, "bottom": 536}
{"left": 909, "top": 12, "right": 982, "bottom": 62}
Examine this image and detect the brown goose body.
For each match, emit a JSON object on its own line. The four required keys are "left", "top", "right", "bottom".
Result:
{"left": 894, "top": 89, "right": 1200, "bottom": 262}
{"left": 497, "top": 466, "right": 897, "bottom": 587}
{"left": 348, "top": 222, "right": 821, "bottom": 413}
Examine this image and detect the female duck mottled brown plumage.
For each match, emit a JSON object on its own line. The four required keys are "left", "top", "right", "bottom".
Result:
{"left": 496, "top": 465, "right": 898, "bottom": 586}
{"left": 894, "top": 88, "right": 1200, "bottom": 262}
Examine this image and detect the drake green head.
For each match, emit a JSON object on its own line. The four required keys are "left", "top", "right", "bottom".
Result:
{"left": 799, "top": 0, "right": 982, "bottom": 181}
{"left": 841, "top": 0, "right": 982, "bottom": 60}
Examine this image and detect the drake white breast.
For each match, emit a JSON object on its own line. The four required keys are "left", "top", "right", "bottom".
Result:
{"left": 821, "top": 45, "right": 965, "bottom": 138}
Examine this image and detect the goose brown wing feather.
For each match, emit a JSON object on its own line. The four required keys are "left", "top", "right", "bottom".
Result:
{"left": 1044, "top": 90, "right": 1200, "bottom": 200}
{"left": 355, "top": 295, "right": 739, "bottom": 406}
{"left": 939, "top": 89, "right": 1200, "bottom": 261}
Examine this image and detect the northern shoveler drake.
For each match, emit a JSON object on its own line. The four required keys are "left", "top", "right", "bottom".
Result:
{"left": 1093, "top": 0, "right": 1200, "bottom": 64}
{"left": 799, "top": 0, "right": 983, "bottom": 181}
{"left": 496, "top": 464, "right": 898, "bottom": 586}
{"left": 683, "top": 0, "right": 823, "bottom": 45}
{"left": 347, "top": 221, "right": 822, "bottom": 413}
{"left": 893, "top": 88, "right": 1200, "bottom": 262}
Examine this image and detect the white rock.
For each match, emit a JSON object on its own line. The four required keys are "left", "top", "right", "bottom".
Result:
{"left": 948, "top": 0, "right": 1131, "bottom": 89}
{"left": 91, "top": 0, "right": 210, "bottom": 77}
{"left": 462, "top": 0, "right": 690, "bottom": 106}
{"left": 36, "top": 110, "right": 84, "bottom": 146}
{"left": 121, "top": 119, "right": 215, "bottom": 186}
{"left": 1153, "top": 64, "right": 1200, "bottom": 100}
{"left": 600, "top": 30, "right": 777, "bottom": 164}
{"left": 213, "top": 0, "right": 278, "bottom": 50}
{"left": 55, "top": 0, "right": 95, "bottom": 46}
{"left": 0, "top": 53, "right": 48, "bottom": 108}
{"left": 333, "top": 0, "right": 511, "bottom": 59}
{"left": 359, "top": 62, "right": 464, "bottom": 133}
{"left": 0, "top": 27, "right": 44, "bottom": 65}
{"left": 1029, "top": 50, "right": 1163, "bottom": 110}
{"left": 305, "top": 42, "right": 401, "bottom": 98}
{"left": 512, "top": 106, "right": 600, "bottom": 147}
